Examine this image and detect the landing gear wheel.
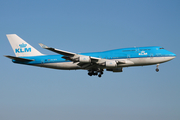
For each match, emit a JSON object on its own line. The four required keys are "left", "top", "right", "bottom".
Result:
{"left": 88, "top": 73, "right": 92, "bottom": 76}
{"left": 156, "top": 68, "right": 159, "bottom": 72}
{"left": 88, "top": 69, "right": 104, "bottom": 77}
{"left": 95, "top": 72, "right": 98, "bottom": 75}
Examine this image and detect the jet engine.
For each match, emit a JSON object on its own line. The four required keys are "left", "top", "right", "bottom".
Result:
{"left": 103, "top": 61, "right": 117, "bottom": 67}
{"left": 79, "top": 56, "right": 91, "bottom": 63}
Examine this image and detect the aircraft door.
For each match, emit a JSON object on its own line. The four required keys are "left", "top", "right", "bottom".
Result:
{"left": 150, "top": 53, "right": 153, "bottom": 59}
{"left": 41, "top": 59, "right": 44, "bottom": 63}
{"left": 136, "top": 48, "right": 139, "bottom": 53}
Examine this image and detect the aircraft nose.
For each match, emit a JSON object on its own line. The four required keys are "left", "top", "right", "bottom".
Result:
{"left": 165, "top": 51, "right": 176, "bottom": 61}
{"left": 166, "top": 50, "right": 176, "bottom": 60}
{"left": 171, "top": 52, "right": 176, "bottom": 57}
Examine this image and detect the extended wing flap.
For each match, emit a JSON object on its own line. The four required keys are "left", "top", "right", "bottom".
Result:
{"left": 4, "top": 55, "right": 34, "bottom": 62}
{"left": 90, "top": 57, "right": 99, "bottom": 62}
{"left": 116, "top": 59, "right": 134, "bottom": 64}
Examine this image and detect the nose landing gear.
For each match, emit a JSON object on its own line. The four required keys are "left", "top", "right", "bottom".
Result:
{"left": 156, "top": 64, "right": 159, "bottom": 72}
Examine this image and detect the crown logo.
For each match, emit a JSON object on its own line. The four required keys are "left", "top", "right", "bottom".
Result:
{"left": 19, "top": 43, "right": 27, "bottom": 48}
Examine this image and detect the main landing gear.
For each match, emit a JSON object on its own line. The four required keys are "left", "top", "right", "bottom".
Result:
{"left": 156, "top": 64, "right": 160, "bottom": 72}
{"left": 88, "top": 69, "right": 104, "bottom": 78}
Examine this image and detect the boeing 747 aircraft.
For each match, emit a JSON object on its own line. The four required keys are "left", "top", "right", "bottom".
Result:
{"left": 5, "top": 34, "right": 176, "bottom": 77}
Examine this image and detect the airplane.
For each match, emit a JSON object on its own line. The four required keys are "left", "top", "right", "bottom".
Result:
{"left": 4, "top": 34, "right": 176, "bottom": 77}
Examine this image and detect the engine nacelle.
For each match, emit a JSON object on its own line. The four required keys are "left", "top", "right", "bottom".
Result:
{"left": 104, "top": 61, "right": 117, "bottom": 67}
{"left": 106, "top": 67, "right": 123, "bottom": 72}
{"left": 79, "top": 56, "right": 91, "bottom": 63}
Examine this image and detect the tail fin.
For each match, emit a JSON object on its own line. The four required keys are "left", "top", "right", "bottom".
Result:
{"left": 6, "top": 34, "right": 43, "bottom": 57}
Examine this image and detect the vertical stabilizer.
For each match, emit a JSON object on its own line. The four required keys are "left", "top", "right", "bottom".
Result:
{"left": 6, "top": 34, "right": 43, "bottom": 57}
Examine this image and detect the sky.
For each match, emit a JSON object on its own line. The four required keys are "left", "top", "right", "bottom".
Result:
{"left": 0, "top": 0, "right": 180, "bottom": 120}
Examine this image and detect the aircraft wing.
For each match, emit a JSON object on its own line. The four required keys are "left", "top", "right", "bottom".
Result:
{"left": 39, "top": 43, "right": 75, "bottom": 57}
{"left": 39, "top": 43, "right": 100, "bottom": 63}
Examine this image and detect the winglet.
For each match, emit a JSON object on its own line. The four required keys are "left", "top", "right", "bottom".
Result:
{"left": 39, "top": 43, "right": 49, "bottom": 48}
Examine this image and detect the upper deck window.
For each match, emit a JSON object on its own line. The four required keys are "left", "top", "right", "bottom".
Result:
{"left": 140, "top": 49, "right": 151, "bottom": 51}
{"left": 122, "top": 50, "right": 135, "bottom": 52}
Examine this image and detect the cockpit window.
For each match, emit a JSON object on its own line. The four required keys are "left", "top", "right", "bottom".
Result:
{"left": 160, "top": 47, "right": 164, "bottom": 49}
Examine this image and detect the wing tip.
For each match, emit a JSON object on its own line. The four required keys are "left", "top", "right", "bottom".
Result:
{"left": 39, "top": 43, "right": 48, "bottom": 48}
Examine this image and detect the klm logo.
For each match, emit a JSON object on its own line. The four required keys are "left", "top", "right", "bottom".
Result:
{"left": 15, "top": 43, "right": 31, "bottom": 53}
{"left": 139, "top": 51, "right": 147, "bottom": 55}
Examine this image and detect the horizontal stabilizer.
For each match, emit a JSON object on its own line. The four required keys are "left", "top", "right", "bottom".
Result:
{"left": 4, "top": 55, "right": 34, "bottom": 62}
